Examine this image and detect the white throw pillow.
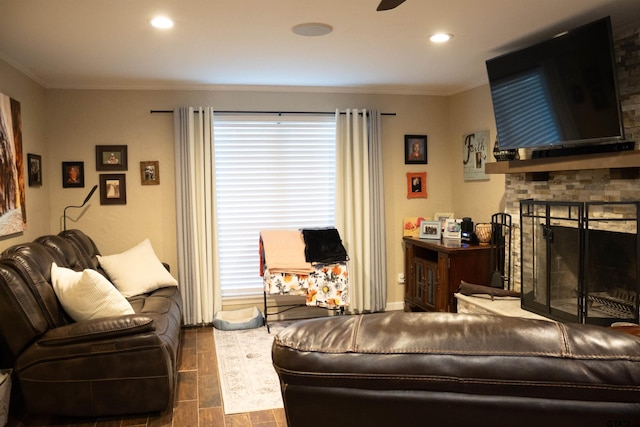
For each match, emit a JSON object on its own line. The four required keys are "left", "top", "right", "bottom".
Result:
{"left": 51, "top": 262, "right": 135, "bottom": 322}
{"left": 97, "top": 239, "right": 178, "bottom": 298}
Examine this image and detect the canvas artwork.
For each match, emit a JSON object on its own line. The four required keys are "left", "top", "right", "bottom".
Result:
{"left": 462, "top": 130, "right": 489, "bottom": 181}
{"left": 0, "top": 93, "right": 25, "bottom": 236}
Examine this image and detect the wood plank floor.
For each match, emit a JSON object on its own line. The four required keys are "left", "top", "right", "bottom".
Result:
{"left": 6, "top": 326, "right": 287, "bottom": 427}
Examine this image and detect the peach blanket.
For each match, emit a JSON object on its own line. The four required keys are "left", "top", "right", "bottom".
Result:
{"left": 259, "top": 230, "right": 313, "bottom": 276}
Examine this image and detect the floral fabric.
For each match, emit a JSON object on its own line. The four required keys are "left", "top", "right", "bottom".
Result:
{"left": 263, "top": 262, "right": 349, "bottom": 309}
{"left": 263, "top": 268, "right": 309, "bottom": 296}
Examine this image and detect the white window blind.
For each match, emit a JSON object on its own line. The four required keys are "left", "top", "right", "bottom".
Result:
{"left": 213, "top": 114, "right": 336, "bottom": 298}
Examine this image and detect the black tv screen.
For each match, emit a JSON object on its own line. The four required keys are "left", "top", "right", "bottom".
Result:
{"left": 486, "top": 17, "right": 625, "bottom": 150}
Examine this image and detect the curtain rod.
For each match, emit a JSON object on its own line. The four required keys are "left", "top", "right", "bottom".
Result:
{"left": 150, "top": 109, "right": 396, "bottom": 116}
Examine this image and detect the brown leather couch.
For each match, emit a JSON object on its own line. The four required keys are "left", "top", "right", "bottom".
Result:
{"left": 0, "top": 230, "right": 182, "bottom": 417}
{"left": 272, "top": 312, "right": 640, "bottom": 427}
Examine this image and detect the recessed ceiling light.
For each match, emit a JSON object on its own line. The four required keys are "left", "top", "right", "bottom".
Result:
{"left": 151, "top": 16, "right": 174, "bottom": 29}
{"left": 429, "top": 33, "right": 453, "bottom": 43}
{"left": 292, "top": 23, "right": 333, "bottom": 37}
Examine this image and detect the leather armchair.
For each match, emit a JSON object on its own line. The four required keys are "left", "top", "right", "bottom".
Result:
{"left": 272, "top": 312, "right": 640, "bottom": 427}
{"left": 0, "top": 230, "right": 182, "bottom": 417}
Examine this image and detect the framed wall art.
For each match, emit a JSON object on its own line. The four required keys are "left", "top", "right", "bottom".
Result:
{"left": 28, "top": 153, "right": 42, "bottom": 187}
{"left": 406, "top": 172, "right": 427, "bottom": 199}
{"left": 404, "top": 135, "right": 427, "bottom": 164}
{"left": 96, "top": 145, "right": 128, "bottom": 171}
{"left": 100, "top": 174, "right": 127, "bottom": 205}
{"left": 62, "top": 161, "right": 85, "bottom": 188}
{"left": 419, "top": 220, "right": 441, "bottom": 240}
{"left": 140, "top": 161, "right": 160, "bottom": 185}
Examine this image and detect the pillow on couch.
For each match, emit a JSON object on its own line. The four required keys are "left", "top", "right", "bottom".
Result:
{"left": 97, "top": 239, "right": 178, "bottom": 298}
{"left": 51, "top": 262, "right": 135, "bottom": 322}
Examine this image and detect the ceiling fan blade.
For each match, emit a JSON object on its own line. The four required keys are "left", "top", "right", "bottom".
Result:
{"left": 377, "top": 0, "right": 406, "bottom": 11}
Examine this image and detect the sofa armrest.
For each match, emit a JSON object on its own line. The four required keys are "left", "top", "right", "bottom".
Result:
{"left": 37, "top": 314, "right": 156, "bottom": 346}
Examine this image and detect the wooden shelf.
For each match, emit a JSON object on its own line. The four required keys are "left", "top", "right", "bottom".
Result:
{"left": 485, "top": 150, "right": 640, "bottom": 179}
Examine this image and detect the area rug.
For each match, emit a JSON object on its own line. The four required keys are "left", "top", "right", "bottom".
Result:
{"left": 213, "top": 321, "right": 292, "bottom": 415}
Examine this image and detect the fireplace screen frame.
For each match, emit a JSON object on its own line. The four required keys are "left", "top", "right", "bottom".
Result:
{"left": 520, "top": 200, "right": 639, "bottom": 325}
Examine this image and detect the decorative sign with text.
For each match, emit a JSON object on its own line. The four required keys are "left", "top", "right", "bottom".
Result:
{"left": 462, "top": 130, "right": 489, "bottom": 181}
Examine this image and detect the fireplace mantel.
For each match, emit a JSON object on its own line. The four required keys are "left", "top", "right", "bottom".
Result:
{"left": 485, "top": 150, "right": 640, "bottom": 179}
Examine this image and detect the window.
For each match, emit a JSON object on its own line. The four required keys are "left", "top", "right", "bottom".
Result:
{"left": 213, "top": 114, "right": 336, "bottom": 298}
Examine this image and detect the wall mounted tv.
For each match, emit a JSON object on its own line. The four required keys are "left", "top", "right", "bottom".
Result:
{"left": 486, "top": 17, "right": 625, "bottom": 152}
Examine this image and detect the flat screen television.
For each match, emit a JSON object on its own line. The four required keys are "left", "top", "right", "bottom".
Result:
{"left": 486, "top": 17, "right": 625, "bottom": 151}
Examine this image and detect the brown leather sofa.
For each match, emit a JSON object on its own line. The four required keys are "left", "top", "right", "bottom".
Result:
{"left": 0, "top": 230, "right": 182, "bottom": 417}
{"left": 272, "top": 312, "right": 640, "bottom": 427}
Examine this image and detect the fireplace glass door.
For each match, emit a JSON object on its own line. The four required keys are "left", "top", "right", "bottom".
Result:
{"left": 584, "top": 202, "right": 640, "bottom": 325}
{"left": 520, "top": 201, "right": 583, "bottom": 323}
{"left": 520, "top": 200, "right": 640, "bottom": 325}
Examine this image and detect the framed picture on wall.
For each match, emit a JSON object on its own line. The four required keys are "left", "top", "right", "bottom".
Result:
{"left": 404, "top": 135, "right": 428, "bottom": 164}
{"left": 406, "top": 172, "right": 427, "bottom": 199}
{"left": 28, "top": 153, "right": 42, "bottom": 187}
{"left": 140, "top": 161, "right": 160, "bottom": 185}
{"left": 62, "top": 161, "right": 84, "bottom": 188}
{"left": 96, "top": 145, "right": 128, "bottom": 171}
{"left": 99, "top": 174, "right": 127, "bottom": 205}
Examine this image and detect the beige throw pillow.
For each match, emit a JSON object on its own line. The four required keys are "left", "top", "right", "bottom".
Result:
{"left": 51, "top": 262, "right": 135, "bottom": 322}
{"left": 97, "top": 239, "right": 178, "bottom": 298}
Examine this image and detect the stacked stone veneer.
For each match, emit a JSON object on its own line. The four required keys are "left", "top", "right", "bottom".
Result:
{"left": 504, "top": 24, "right": 640, "bottom": 293}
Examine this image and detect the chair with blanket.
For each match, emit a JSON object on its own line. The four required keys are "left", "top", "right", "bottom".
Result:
{"left": 259, "top": 228, "right": 349, "bottom": 330}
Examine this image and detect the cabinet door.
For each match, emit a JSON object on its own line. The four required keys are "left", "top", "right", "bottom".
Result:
{"left": 437, "top": 253, "right": 450, "bottom": 312}
{"left": 416, "top": 259, "right": 438, "bottom": 311}
{"left": 404, "top": 243, "right": 417, "bottom": 310}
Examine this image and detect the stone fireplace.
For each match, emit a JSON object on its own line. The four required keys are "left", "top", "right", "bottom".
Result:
{"left": 504, "top": 169, "right": 640, "bottom": 291}
{"left": 519, "top": 200, "right": 639, "bottom": 325}
{"left": 494, "top": 24, "right": 640, "bottom": 323}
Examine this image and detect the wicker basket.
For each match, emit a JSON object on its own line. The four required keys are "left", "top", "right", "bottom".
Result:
{"left": 475, "top": 223, "right": 492, "bottom": 244}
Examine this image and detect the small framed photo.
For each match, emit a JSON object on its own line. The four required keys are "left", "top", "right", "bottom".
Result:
{"left": 419, "top": 220, "right": 441, "bottom": 240}
{"left": 443, "top": 218, "right": 462, "bottom": 239}
{"left": 140, "top": 161, "right": 160, "bottom": 185}
{"left": 100, "top": 174, "right": 127, "bottom": 205}
{"left": 406, "top": 172, "right": 427, "bottom": 199}
{"left": 96, "top": 145, "right": 128, "bottom": 171}
{"left": 62, "top": 161, "right": 85, "bottom": 188}
{"left": 404, "top": 135, "right": 428, "bottom": 164}
{"left": 28, "top": 153, "right": 42, "bottom": 187}
{"left": 434, "top": 212, "right": 454, "bottom": 232}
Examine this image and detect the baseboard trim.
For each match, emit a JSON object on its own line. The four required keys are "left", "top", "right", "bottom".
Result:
{"left": 385, "top": 301, "right": 404, "bottom": 312}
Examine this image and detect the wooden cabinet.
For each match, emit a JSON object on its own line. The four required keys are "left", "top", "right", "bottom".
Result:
{"left": 403, "top": 237, "right": 492, "bottom": 313}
